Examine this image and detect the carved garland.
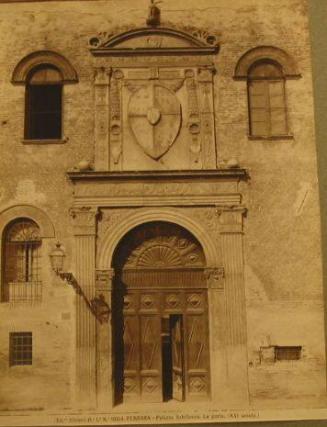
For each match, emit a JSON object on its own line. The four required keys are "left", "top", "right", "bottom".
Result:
{"left": 198, "top": 67, "right": 216, "bottom": 168}
{"left": 185, "top": 69, "right": 202, "bottom": 167}
{"left": 94, "top": 67, "right": 111, "bottom": 170}
{"left": 110, "top": 70, "right": 124, "bottom": 169}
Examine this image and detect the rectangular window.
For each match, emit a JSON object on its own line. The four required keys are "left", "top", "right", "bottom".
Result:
{"left": 25, "top": 85, "right": 62, "bottom": 140}
{"left": 9, "top": 332, "right": 33, "bottom": 366}
{"left": 248, "top": 79, "right": 288, "bottom": 137}
{"left": 260, "top": 345, "right": 302, "bottom": 363}
{"left": 275, "top": 346, "right": 302, "bottom": 361}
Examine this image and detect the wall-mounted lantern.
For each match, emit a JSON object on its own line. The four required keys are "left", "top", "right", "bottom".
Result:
{"left": 50, "top": 242, "right": 66, "bottom": 273}
{"left": 49, "top": 242, "right": 110, "bottom": 323}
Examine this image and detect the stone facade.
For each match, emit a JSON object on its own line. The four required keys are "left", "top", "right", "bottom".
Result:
{"left": 0, "top": 0, "right": 326, "bottom": 424}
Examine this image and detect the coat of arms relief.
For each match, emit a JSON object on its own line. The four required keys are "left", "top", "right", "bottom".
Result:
{"left": 127, "top": 79, "right": 182, "bottom": 160}
{"left": 108, "top": 64, "right": 217, "bottom": 170}
{"left": 91, "top": 18, "right": 219, "bottom": 171}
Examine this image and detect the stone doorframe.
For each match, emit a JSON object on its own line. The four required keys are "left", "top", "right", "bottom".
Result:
{"left": 70, "top": 203, "right": 248, "bottom": 409}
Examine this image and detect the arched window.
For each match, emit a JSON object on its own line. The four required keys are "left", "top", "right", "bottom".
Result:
{"left": 248, "top": 60, "right": 288, "bottom": 137}
{"left": 25, "top": 65, "right": 63, "bottom": 140}
{"left": 2, "top": 219, "right": 42, "bottom": 303}
{"left": 11, "top": 50, "right": 78, "bottom": 142}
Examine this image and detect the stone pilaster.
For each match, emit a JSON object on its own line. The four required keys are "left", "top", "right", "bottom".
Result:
{"left": 94, "top": 67, "right": 111, "bottom": 171}
{"left": 205, "top": 266, "right": 227, "bottom": 403}
{"left": 95, "top": 268, "right": 114, "bottom": 409}
{"left": 218, "top": 207, "right": 249, "bottom": 406}
{"left": 70, "top": 207, "right": 98, "bottom": 408}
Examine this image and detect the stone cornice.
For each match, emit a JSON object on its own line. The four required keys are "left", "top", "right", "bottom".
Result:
{"left": 67, "top": 169, "right": 248, "bottom": 182}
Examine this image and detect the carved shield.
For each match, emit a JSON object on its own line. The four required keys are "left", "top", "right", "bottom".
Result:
{"left": 128, "top": 84, "right": 181, "bottom": 160}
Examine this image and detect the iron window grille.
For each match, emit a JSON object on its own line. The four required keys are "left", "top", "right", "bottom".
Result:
{"left": 275, "top": 346, "right": 302, "bottom": 361}
{"left": 9, "top": 332, "right": 33, "bottom": 366}
{"left": 2, "top": 219, "right": 42, "bottom": 303}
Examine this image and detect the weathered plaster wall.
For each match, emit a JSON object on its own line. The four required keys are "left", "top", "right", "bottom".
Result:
{"left": 0, "top": 0, "right": 325, "bottom": 411}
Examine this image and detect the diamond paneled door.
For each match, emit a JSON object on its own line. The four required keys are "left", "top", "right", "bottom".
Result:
{"left": 112, "top": 222, "right": 210, "bottom": 404}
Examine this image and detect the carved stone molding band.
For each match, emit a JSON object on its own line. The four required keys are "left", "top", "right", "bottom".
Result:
{"left": 205, "top": 267, "right": 225, "bottom": 290}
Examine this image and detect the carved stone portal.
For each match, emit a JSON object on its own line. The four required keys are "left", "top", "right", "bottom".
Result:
{"left": 112, "top": 222, "right": 210, "bottom": 404}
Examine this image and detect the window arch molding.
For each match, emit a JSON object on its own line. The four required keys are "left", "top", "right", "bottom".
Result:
{"left": 11, "top": 50, "right": 78, "bottom": 84}
{"left": 234, "top": 46, "right": 300, "bottom": 80}
{"left": 0, "top": 205, "right": 55, "bottom": 239}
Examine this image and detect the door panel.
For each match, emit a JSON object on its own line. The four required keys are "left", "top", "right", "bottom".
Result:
{"left": 185, "top": 313, "right": 210, "bottom": 400}
{"left": 140, "top": 315, "right": 162, "bottom": 401}
{"left": 171, "top": 314, "right": 185, "bottom": 401}
{"left": 123, "top": 315, "right": 140, "bottom": 401}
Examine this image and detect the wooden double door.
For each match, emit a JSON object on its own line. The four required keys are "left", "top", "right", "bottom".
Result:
{"left": 112, "top": 276, "right": 210, "bottom": 404}
{"left": 112, "top": 222, "right": 211, "bottom": 404}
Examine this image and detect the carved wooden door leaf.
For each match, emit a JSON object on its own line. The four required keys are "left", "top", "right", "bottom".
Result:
{"left": 171, "top": 315, "right": 185, "bottom": 401}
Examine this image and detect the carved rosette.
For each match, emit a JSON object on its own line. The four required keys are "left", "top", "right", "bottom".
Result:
{"left": 94, "top": 67, "right": 111, "bottom": 170}
{"left": 204, "top": 267, "right": 225, "bottom": 290}
{"left": 185, "top": 69, "right": 202, "bottom": 168}
{"left": 110, "top": 69, "right": 124, "bottom": 169}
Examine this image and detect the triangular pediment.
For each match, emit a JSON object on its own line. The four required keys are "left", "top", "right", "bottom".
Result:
{"left": 89, "top": 27, "right": 220, "bottom": 56}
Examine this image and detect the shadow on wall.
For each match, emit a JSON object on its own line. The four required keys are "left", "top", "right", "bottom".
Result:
{"left": 309, "top": 0, "right": 327, "bottom": 396}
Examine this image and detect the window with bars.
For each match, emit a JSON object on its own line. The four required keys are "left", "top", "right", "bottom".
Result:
{"left": 275, "top": 346, "right": 302, "bottom": 361}
{"left": 9, "top": 332, "right": 33, "bottom": 366}
{"left": 2, "top": 219, "right": 42, "bottom": 303}
{"left": 248, "top": 60, "right": 288, "bottom": 137}
{"left": 25, "top": 65, "right": 63, "bottom": 140}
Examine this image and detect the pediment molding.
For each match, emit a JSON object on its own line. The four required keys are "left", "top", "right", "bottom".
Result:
{"left": 89, "top": 26, "right": 220, "bottom": 57}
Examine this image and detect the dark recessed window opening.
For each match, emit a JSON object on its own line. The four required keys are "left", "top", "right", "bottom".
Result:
{"left": 9, "top": 332, "right": 33, "bottom": 366}
{"left": 275, "top": 346, "right": 302, "bottom": 361}
{"left": 25, "top": 66, "right": 63, "bottom": 140}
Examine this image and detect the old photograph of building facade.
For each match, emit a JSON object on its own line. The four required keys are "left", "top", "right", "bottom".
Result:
{"left": 0, "top": 0, "right": 326, "bottom": 425}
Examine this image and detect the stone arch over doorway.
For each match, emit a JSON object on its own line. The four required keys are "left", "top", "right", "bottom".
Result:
{"left": 110, "top": 221, "right": 211, "bottom": 405}
{"left": 98, "top": 208, "right": 218, "bottom": 270}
